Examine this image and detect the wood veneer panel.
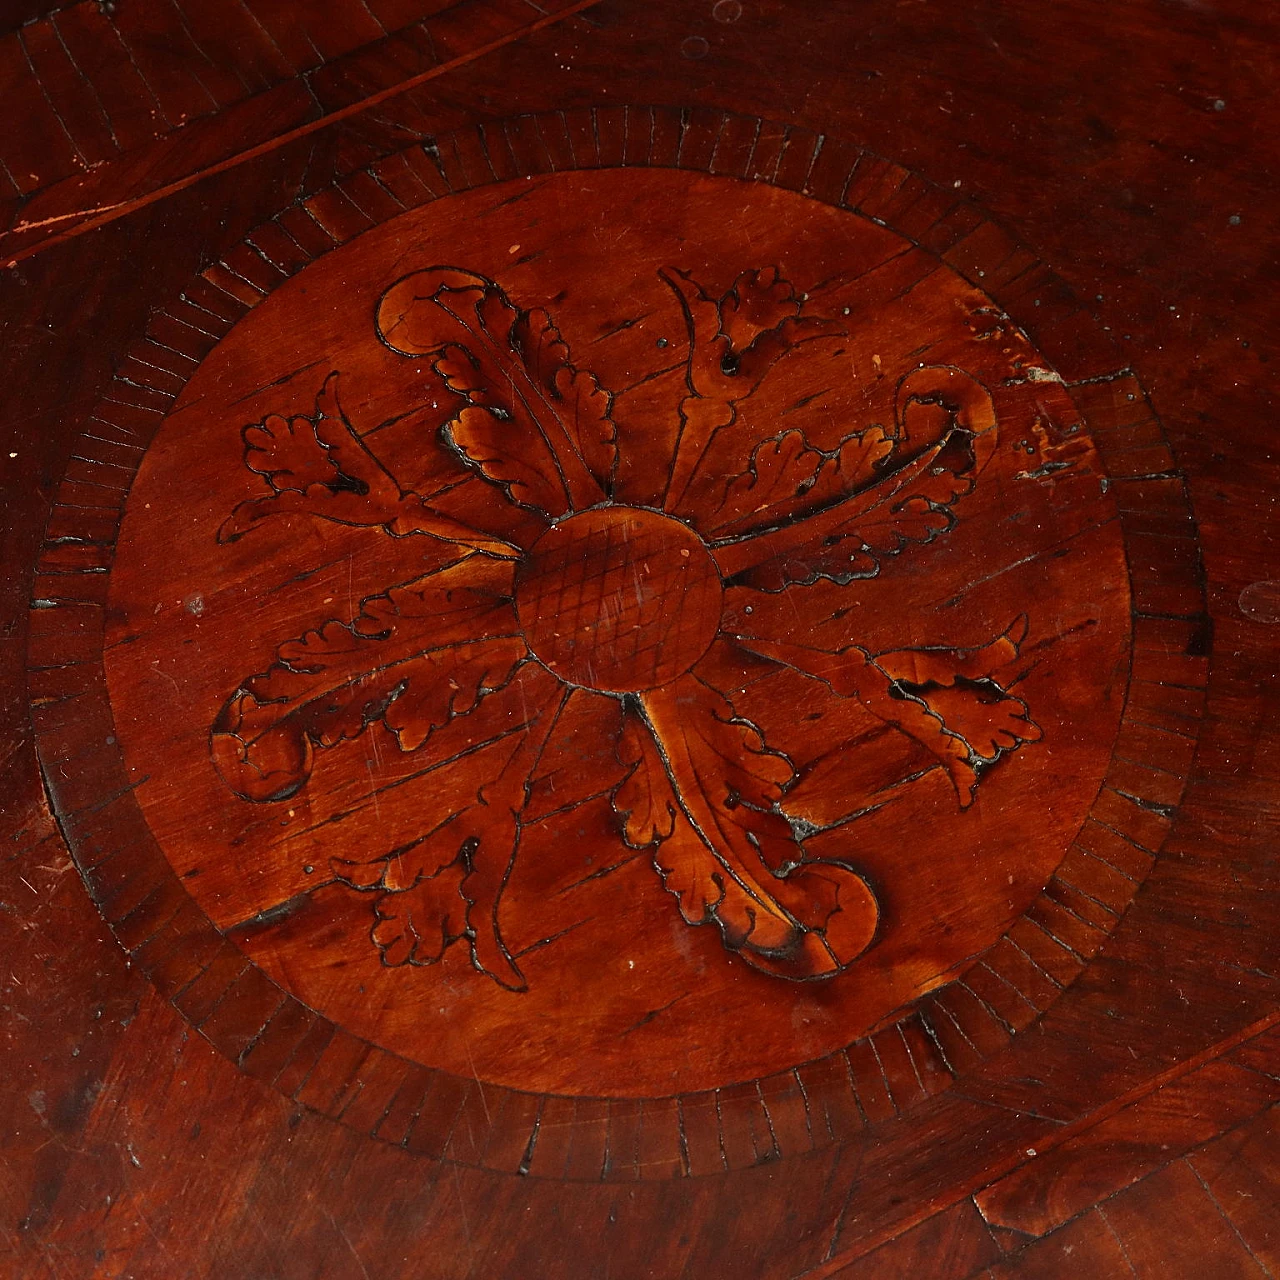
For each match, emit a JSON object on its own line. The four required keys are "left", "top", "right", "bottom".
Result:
{"left": 2, "top": 3, "right": 1277, "bottom": 1277}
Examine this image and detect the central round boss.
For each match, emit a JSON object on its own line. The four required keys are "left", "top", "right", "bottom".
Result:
{"left": 514, "top": 506, "right": 723, "bottom": 692}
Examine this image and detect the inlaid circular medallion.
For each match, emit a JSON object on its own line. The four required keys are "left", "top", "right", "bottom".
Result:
{"left": 31, "top": 109, "right": 1207, "bottom": 1175}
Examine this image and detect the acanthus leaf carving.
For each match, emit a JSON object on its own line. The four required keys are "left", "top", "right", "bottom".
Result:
{"left": 632, "top": 677, "right": 880, "bottom": 977}
{"left": 217, "top": 372, "right": 518, "bottom": 558}
{"left": 658, "top": 265, "right": 842, "bottom": 514}
{"left": 711, "top": 367, "right": 1000, "bottom": 592}
{"left": 376, "top": 267, "right": 612, "bottom": 515}
{"left": 701, "top": 425, "right": 899, "bottom": 539}
{"left": 330, "top": 665, "right": 569, "bottom": 990}
{"left": 369, "top": 858, "right": 471, "bottom": 968}
{"left": 211, "top": 556, "right": 522, "bottom": 802}
{"left": 732, "top": 617, "right": 1040, "bottom": 809}
{"left": 615, "top": 706, "right": 678, "bottom": 848}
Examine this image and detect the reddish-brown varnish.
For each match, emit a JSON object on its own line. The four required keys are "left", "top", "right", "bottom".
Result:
{"left": 2, "top": 4, "right": 1276, "bottom": 1278}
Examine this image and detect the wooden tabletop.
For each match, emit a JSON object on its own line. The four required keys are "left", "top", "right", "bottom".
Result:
{"left": 1, "top": 2, "right": 1277, "bottom": 1277}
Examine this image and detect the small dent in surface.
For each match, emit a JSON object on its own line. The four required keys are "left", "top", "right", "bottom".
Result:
{"left": 1239, "top": 580, "right": 1280, "bottom": 624}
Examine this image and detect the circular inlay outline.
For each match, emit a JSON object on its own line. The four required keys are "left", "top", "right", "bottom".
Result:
{"left": 27, "top": 106, "right": 1208, "bottom": 1180}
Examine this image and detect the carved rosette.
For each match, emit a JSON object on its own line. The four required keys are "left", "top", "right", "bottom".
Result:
{"left": 208, "top": 265, "right": 1042, "bottom": 990}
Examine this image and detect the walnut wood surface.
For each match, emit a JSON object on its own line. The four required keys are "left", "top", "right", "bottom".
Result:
{"left": 1, "top": 2, "right": 1277, "bottom": 1278}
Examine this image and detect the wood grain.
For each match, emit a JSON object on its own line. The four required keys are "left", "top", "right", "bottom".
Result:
{"left": 1, "top": 2, "right": 1277, "bottom": 1276}
{"left": 29, "top": 119, "right": 1194, "bottom": 1157}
